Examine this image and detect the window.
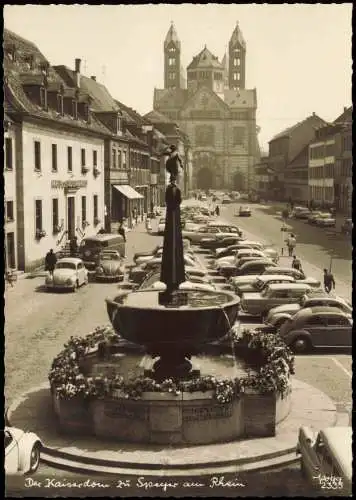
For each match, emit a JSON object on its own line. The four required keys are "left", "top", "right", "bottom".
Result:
{"left": 168, "top": 57, "right": 175, "bottom": 66}
{"left": 112, "top": 148, "right": 117, "bottom": 168}
{"left": 35, "top": 199, "right": 42, "bottom": 232}
{"left": 34, "top": 141, "right": 41, "bottom": 171}
{"left": 67, "top": 146, "right": 73, "bottom": 172}
{"left": 5, "top": 137, "right": 13, "bottom": 170}
{"left": 57, "top": 94, "right": 63, "bottom": 115}
{"left": 232, "top": 126, "right": 245, "bottom": 146}
{"left": 195, "top": 125, "right": 215, "bottom": 147}
{"left": 117, "top": 150, "right": 122, "bottom": 168}
{"left": 72, "top": 100, "right": 78, "bottom": 119}
{"left": 52, "top": 198, "right": 59, "bottom": 231}
{"left": 233, "top": 58, "right": 240, "bottom": 67}
{"left": 81, "top": 196, "right": 86, "bottom": 224}
{"left": 51, "top": 144, "right": 58, "bottom": 172}
{"left": 81, "top": 148, "right": 86, "bottom": 167}
{"left": 93, "top": 195, "right": 98, "bottom": 220}
{"left": 326, "top": 315, "right": 350, "bottom": 327}
{"left": 6, "top": 200, "right": 14, "bottom": 221}
{"left": 122, "top": 151, "right": 127, "bottom": 169}
{"left": 304, "top": 316, "right": 324, "bottom": 327}
{"left": 93, "top": 150, "right": 97, "bottom": 167}
{"left": 169, "top": 72, "right": 176, "bottom": 80}
{"left": 233, "top": 73, "right": 238, "bottom": 81}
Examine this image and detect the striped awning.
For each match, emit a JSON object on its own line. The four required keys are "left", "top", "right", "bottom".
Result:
{"left": 113, "top": 185, "right": 144, "bottom": 200}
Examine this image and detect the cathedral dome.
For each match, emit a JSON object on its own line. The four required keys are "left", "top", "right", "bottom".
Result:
{"left": 187, "top": 46, "right": 224, "bottom": 70}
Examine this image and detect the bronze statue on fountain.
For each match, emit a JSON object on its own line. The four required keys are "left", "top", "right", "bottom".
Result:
{"left": 106, "top": 145, "right": 240, "bottom": 381}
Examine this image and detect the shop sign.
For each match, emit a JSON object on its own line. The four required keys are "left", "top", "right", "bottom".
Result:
{"left": 51, "top": 180, "right": 88, "bottom": 190}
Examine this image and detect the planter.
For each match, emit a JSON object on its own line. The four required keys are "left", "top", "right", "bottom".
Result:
{"left": 182, "top": 390, "right": 214, "bottom": 401}
{"left": 141, "top": 391, "right": 182, "bottom": 401}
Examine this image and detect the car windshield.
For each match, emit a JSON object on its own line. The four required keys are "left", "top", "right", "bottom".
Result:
{"left": 56, "top": 262, "right": 76, "bottom": 270}
{"left": 101, "top": 253, "right": 119, "bottom": 261}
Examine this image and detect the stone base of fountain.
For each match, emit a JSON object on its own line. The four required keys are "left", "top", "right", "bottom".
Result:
{"left": 52, "top": 385, "right": 292, "bottom": 445}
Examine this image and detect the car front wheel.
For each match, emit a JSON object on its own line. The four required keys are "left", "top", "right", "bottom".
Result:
{"left": 27, "top": 443, "right": 41, "bottom": 474}
{"left": 291, "top": 337, "right": 311, "bottom": 354}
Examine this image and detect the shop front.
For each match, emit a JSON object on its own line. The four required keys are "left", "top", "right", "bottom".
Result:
{"left": 112, "top": 184, "right": 144, "bottom": 229}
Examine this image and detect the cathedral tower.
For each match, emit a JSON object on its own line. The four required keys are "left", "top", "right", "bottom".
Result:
{"left": 164, "top": 22, "right": 183, "bottom": 89}
{"left": 228, "top": 22, "right": 246, "bottom": 90}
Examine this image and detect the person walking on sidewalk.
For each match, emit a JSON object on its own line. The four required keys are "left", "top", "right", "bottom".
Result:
{"left": 285, "top": 233, "right": 296, "bottom": 257}
{"left": 215, "top": 205, "right": 220, "bottom": 217}
{"left": 292, "top": 255, "right": 302, "bottom": 272}
{"left": 45, "top": 249, "right": 57, "bottom": 276}
{"left": 118, "top": 221, "right": 126, "bottom": 242}
{"left": 145, "top": 216, "right": 152, "bottom": 233}
{"left": 323, "top": 268, "right": 335, "bottom": 294}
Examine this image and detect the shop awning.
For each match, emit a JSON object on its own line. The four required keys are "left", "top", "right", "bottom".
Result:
{"left": 113, "top": 185, "right": 144, "bottom": 200}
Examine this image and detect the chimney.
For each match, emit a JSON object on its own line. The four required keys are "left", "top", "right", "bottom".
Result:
{"left": 312, "top": 112, "right": 316, "bottom": 116}
{"left": 75, "top": 58, "right": 81, "bottom": 88}
{"left": 91, "top": 76, "right": 96, "bottom": 81}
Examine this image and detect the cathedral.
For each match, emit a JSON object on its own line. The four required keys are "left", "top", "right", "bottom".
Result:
{"left": 153, "top": 22, "right": 261, "bottom": 191}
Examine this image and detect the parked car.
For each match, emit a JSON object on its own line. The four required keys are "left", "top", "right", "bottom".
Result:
{"left": 234, "top": 274, "right": 296, "bottom": 296}
{"left": 134, "top": 243, "right": 193, "bottom": 266}
{"left": 157, "top": 218, "right": 166, "bottom": 235}
{"left": 240, "top": 283, "right": 311, "bottom": 317}
{"left": 278, "top": 306, "right": 352, "bottom": 353}
{"left": 129, "top": 256, "right": 207, "bottom": 284}
{"left": 296, "top": 426, "right": 351, "bottom": 496}
{"left": 182, "top": 225, "right": 221, "bottom": 244}
{"left": 314, "top": 213, "right": 336, "bottom": 227}
{"left": 45, "top": 258, "right": 88, "bottom": 292}
{"left": 307, "top": 211, "right": 327, "bottom": 225}
{"left": 341, "top": 218, "right": 352, "bottom": 235}
{"left": 5, "top": 426, "right": 42, "bottom": 475}
{"left": 237, "top": 206, "right": 251, "bottom": 217}
{"left": 215, "top": 244, "right": 278, "bottom": 266}
{"left": 79, "top": 234, "right": 126, "bottom": 268}
{"left": 200, "top": 235, "right": 243, "bottom": 250}
{"left": 234, "top": 259, "right": 278, "bottom": 277}
{"left": 262, "top": 267, "right": 321, "bottom": 288}
{"left": 94, "top": 250, "right": 125, "bottom": 282}
{"left": 207, "top": 222, "right": 243, "bottom": 237}
{"left": 265, "top": 294, "right": 352, "bottom": 329}
{"left": 291, "top": 206, "right": 311, "bottom": 219}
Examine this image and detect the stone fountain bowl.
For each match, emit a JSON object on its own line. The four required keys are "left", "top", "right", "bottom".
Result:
{"left": 106, "top": 289, "right": 240, "bottom": 348}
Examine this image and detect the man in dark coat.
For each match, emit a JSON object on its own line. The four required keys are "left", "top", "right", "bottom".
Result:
{"left": 323, "top": 269, "right": 335, "bottom": 293}
{"left": 45, "top": 249, "right": 57, "bottom": 276}
{"left": 118, "top": 221, "right": 126, "bottom": 242}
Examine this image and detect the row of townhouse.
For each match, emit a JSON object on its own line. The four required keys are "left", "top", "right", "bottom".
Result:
{"left": 4, "top": 28, "right": 192, "bottom": 272}
{"left": 255, "top": 107, "right": 352, "bottom": 213}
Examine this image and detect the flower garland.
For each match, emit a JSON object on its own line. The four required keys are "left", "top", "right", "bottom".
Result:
{"left": 49, "top": 326, "right": 294, "bottom": 404}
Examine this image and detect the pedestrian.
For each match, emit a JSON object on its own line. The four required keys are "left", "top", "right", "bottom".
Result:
{"left": 215, "top": 205, "right": 220, "bottom": 217}
{"left": 69, "top": 237, "right": 78, "bottom": 257}
{"left": 145, "top": 216, "right": 152, "bottom": 233}
{"left": 133, "top": 208, "right": 138, "bottom": 225}
{"left": 118, "top": 221, "right": 126, "bottom": 242}
{"left": 292, "top": 255, "right": 302, "bottom": 272}
{"left": 45, "top": 248, "right": 57, "bottom": 276}
{"left": 285, "top": 233, "right": 296, "bottom": 257}
{"left": 323, "top": 268, "right": 335, "bottom": 294}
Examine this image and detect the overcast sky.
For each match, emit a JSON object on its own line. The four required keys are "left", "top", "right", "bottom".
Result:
{"left": 4, "top": 4, "right": 352, "bottom": 150}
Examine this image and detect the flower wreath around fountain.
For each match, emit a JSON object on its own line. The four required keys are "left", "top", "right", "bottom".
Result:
{"left": 49, "top": 326, "right": 295, "bottom": 405}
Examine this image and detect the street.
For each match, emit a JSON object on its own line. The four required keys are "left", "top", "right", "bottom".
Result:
{"left": 4, "top": 201, "right": 351, "bottom": 496}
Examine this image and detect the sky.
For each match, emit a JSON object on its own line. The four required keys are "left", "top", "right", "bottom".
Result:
{"left": 4, "top": 4, "right": 352, "bottom": 151}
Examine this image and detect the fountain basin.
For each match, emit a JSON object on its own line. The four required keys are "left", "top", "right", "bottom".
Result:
{"left": 53, "top": 386, "right": 292, "bottom": 445}
{"left": 106, "top": 289, "right": 240, "bottom": 348}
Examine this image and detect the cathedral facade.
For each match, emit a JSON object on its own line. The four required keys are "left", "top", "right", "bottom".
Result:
{"left": 153, "top": 22, "right": 260, "bottom": 191}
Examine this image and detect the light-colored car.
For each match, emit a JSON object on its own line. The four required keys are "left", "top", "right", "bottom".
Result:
{"left": 157, "top": 217, "right": 166, "bottom": 235}
{"left": 135, "top": 245, "right": 194, "bottom": 266}
{"left": 215, "top": 241, "right": 278, "bottom": 262}
{"left": 45, "top": 257, "right": 88, "bottom": 292}
{"left": 262, "top": 267, "right": 321, "bottom": 288}
{"left": 240, "top": 283, "right": 311, "bottom": 317}
{"left": 235, "top": 274, "right": 296, "bottom": 296}
{"left": 95, "top": 250, "right": 125, "bottom": 281}
{"left": 296, "top": 426, "right": 351, "bottom": 496}
{"left": 291, "top": 206, "right": 311, "bottom": 219}
{"left": 279, "top": 306, "right": 352, "bottom": 353}
{"left": 182, "top": 225, "right": 223, "bottom": 244}
{"left": 217, "top": 249, "right": 266, "bottom": 269}
{"left": 5, "top": 426, "right": 42, "bottom": 475}
{"left": 207, "top": 222, "right": 243, "bottom": 237}
{"left": 314, "top": 213, "right": 336, "bottom": 227}
{"left": 266, "top": 294, "right": 352, "bottom": 329}
{"left": 237, "top": 206, "right": 251, "bottom": 217}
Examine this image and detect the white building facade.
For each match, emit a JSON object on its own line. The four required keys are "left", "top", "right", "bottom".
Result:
{"left": 15, "top": 119, "right": 106, "bottom": 271}
{"left": 308, "top": 139, "right": 335, "bottom": 205}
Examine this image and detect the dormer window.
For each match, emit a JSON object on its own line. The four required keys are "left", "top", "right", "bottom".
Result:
{"left": 40, "top": 86, "right": 47, "bottom": 110}
{"left": 72, "top": 100, "right": 78, "bottom": 120}
{"left": 57, "top": 94, "right": 64, "bottom": 116}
